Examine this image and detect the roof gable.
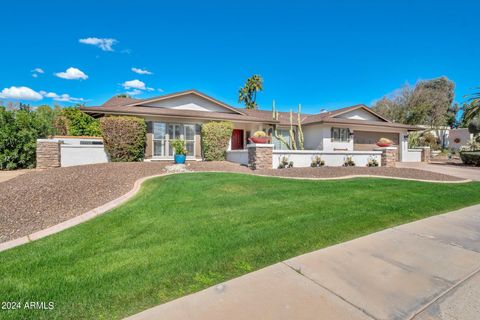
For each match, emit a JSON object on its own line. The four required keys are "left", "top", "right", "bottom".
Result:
{"left": 331, "top": 105, "right": 389, "bottom": 122}
{"left": 126, "top": 90, "right": 244, "bottom": 115}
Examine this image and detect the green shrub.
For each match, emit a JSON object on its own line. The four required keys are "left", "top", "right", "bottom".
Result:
{"left": 61, "top": 108, "right": 101, "bottom": 136}
{"left": 201, "top": 121, "right": 233, "bottom": 161}
{"left": 100, "top": 116, "right": 146, "bottom": 162}
{"left": 0, "top": 107, "right": 43, "bottom": 170}
{"left": 459, "top": 151, "right": 480, "bottom": 166}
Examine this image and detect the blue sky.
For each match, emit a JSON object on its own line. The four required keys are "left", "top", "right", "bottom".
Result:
{"left": 0, "top": 0, "right": 478, "bottom": 114}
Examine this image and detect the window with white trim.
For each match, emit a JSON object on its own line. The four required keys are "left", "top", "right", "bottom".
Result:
{"left": 331, "top": 127, "right": 350, "bottom": 142}
{"left": 153, "top": 122, "right": 195, "bottom": 157}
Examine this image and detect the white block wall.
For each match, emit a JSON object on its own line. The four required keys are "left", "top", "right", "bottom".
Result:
{"left": 61, "top": 145, "right": 109, "bottom": 167}
{"left": 226, "top": 150, "right": 248, "bottom": 165}
{"left": 272, "top": 150, "right": 382, "bottom": 168}
{"left": 401, "top": 149, "right": 422, "bottom": 162}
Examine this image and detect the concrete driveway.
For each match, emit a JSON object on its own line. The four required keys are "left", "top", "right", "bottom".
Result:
{"left": 127, "top": 204, "right": 480, "bottom": 320}
{"left": 397, "top": 162, "right": 480, "bottom": 181}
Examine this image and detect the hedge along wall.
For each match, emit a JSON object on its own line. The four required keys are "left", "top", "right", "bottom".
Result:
{"left": 100, "top": 116, "right": 147, "bottom": 162}
{"left": 201, "top": 121, "right": 233, "bottom": 161}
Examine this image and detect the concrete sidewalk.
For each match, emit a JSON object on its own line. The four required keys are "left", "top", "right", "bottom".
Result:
{"left": 126, "top": 205, "right": 480, "bottom": 320}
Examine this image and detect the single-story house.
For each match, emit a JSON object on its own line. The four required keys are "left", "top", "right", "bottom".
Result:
{"left": 80, "top": 89, "right": 420, "bottom": 161}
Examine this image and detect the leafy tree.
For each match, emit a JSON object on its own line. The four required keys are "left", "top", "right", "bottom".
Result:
{"left": 372, "top": 85, "right": 412, "bottom": 123}
{"left": 61, "top": 107, "right": 101, "bottom": 136}
{"left": 0, "top": 106, "right": 44, "bottom": 169}
{"left": 116, "top": 93, "right": 131, "bottom": 98}
{"left": 463, "top": 88, "right": 480, "bottom": 122}
{"left": 238, "top": 75, "right": 263, "bottom": 109}
{"left": 409, "top": 76, "right": 455, "bottom": 127}
{"left": 372, "top": 77, "right": 455, "bottom": 127}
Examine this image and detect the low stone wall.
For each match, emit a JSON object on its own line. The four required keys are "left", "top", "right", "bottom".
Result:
{"left": 36, "top": 141, "right": 61, "bottom": 169}
{"left": 36, "top": 137, "right": 108, "bottom": 168}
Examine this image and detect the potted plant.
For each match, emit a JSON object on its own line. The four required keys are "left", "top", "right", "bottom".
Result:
{"left": 249, "top": 131, "right": 270, "bottom": 144}
{"left": 172, "top": 139, "right": 188, "bottom": 164}
{"left": 376, "top": 137, "right": 393, "bottom": 147}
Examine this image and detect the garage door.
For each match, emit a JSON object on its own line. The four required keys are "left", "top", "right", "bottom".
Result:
{"left": 354, "top": 131, "right": 399, "bottom": 152}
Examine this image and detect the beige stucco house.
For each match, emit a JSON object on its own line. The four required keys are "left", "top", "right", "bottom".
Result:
{"left": 80, "top": 89, "right": 420, "bottom": 161}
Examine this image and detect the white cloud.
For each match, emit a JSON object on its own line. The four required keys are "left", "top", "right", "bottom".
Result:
{"left": 55, "top": 67, "right": 88, "bottom": 80}
{"left": 32, "top": 68, "right": 44, "bottom": 74}
{"left": 79, "top": 37, "right": 117, "bottom": 51}
{"left": 40, "top": 91, "right": 84, "bottom": 102}
{"left": 157, "top": 88, "right": 164, "bottom": 92}
{"left": 132, "top": 67, "right": 153, "bottom": 75}
{"left": 0, "top": 86, "right": 43, "bottom": 101}
{"left": 126, "top": 89, "right": 142, "bottom": 96}
{"left": 122, "top": 79, "right": 147, "bottom": 90}
{"left": 32, "top": 73, "right": 38, "bottom": 78}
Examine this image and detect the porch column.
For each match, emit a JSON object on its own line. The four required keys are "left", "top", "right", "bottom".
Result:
{"left": 374, "top": 146, "right": 397, "bottom": 167}
{"left": 248, "top": 144, "right": 273, "bottom": 170}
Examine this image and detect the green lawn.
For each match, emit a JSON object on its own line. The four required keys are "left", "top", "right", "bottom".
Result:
{"left": 2, "top": 173, "right": 480, "bottom": 319}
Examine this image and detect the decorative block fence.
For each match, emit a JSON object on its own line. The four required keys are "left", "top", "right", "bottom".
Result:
{"left": 227, "top": 144, "right": 393, "bottom": 170}
{"left": 273, "top": 150, "right": 383, "bottom": 168}
{"left": 36, "top": 137, "right": 108, "bottom": 169}
{"left": 226, "top": 144, "right": 431, "bottom": 170}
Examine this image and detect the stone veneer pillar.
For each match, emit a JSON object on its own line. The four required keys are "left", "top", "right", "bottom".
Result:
{"left": 36, "top": 141, "right": 61, "bottom": 169}
{"left": 420, "top": 146, "right": 431, "bottom": 162}
{"left": 247, "top": 144, "right": 273, "bottom": 170}
{"left": 374, "top": 146, "right": 398, "bottom": 167}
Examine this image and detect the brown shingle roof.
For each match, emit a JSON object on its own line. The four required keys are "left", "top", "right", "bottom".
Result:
{"left": 81, "top": 90, "right": 420, "bottom": 130}
{"left": 102, "top": 96, "right": 138, "bottom": 107}
{"left": 80, "top": 104, "right": 273, "bottom": 123}
{"left": 237, "top": 108, "right": 309, "bottom": 126}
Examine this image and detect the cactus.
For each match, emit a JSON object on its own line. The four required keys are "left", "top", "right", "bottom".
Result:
{"left": 297, "top": 104, "right": 304, "bottom": 150}
{"left": 271, "top": 101, "right": 305, "bottom": 150}
{"left": 272, "top": 101, "right": 292, "bottom": 150}
{"left": 289, "top": 109, "right": 297, "bottom": 150}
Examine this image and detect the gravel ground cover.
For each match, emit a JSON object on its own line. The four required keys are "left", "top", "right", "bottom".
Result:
{"left": 0, "top": 161, "right": 463, "bottom": 243}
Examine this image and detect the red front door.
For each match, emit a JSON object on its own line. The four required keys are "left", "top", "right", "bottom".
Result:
{"left": 231, "top": 129, "right": 244, "bottom": 150}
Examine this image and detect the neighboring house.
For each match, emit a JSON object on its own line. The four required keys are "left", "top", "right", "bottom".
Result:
{"left": 80, "top": 89, "right": 420, "bottom": 161}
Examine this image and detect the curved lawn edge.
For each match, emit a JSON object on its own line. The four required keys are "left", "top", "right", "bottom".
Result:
{"left": 0, "top": 171, "right": 471, "bottom": 253}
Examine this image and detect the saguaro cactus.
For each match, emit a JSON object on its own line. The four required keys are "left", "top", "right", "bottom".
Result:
{"left": 297, "top": 104, "right": 304, "bottom": 150}
{"left": 271, "top": 101, "right": 305, "bottom": 150}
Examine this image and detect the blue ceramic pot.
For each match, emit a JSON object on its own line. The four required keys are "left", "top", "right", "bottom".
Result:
{"left": 174, "top": 154, "right": 186, "bottom": 164}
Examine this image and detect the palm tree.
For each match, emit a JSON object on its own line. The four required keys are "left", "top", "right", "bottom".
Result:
{"left": 238, "top": 75, "right": 263, "bottom": 109}
{"left": 463, "top": 88, "right": 480, "bottom": 122}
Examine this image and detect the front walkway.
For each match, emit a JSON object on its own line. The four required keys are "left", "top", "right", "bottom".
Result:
{"left": 127, "top": 204, "right": 480, "bottom": 320}
{"left": 398, "top": 162, "right": 480, "bottom": 181}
